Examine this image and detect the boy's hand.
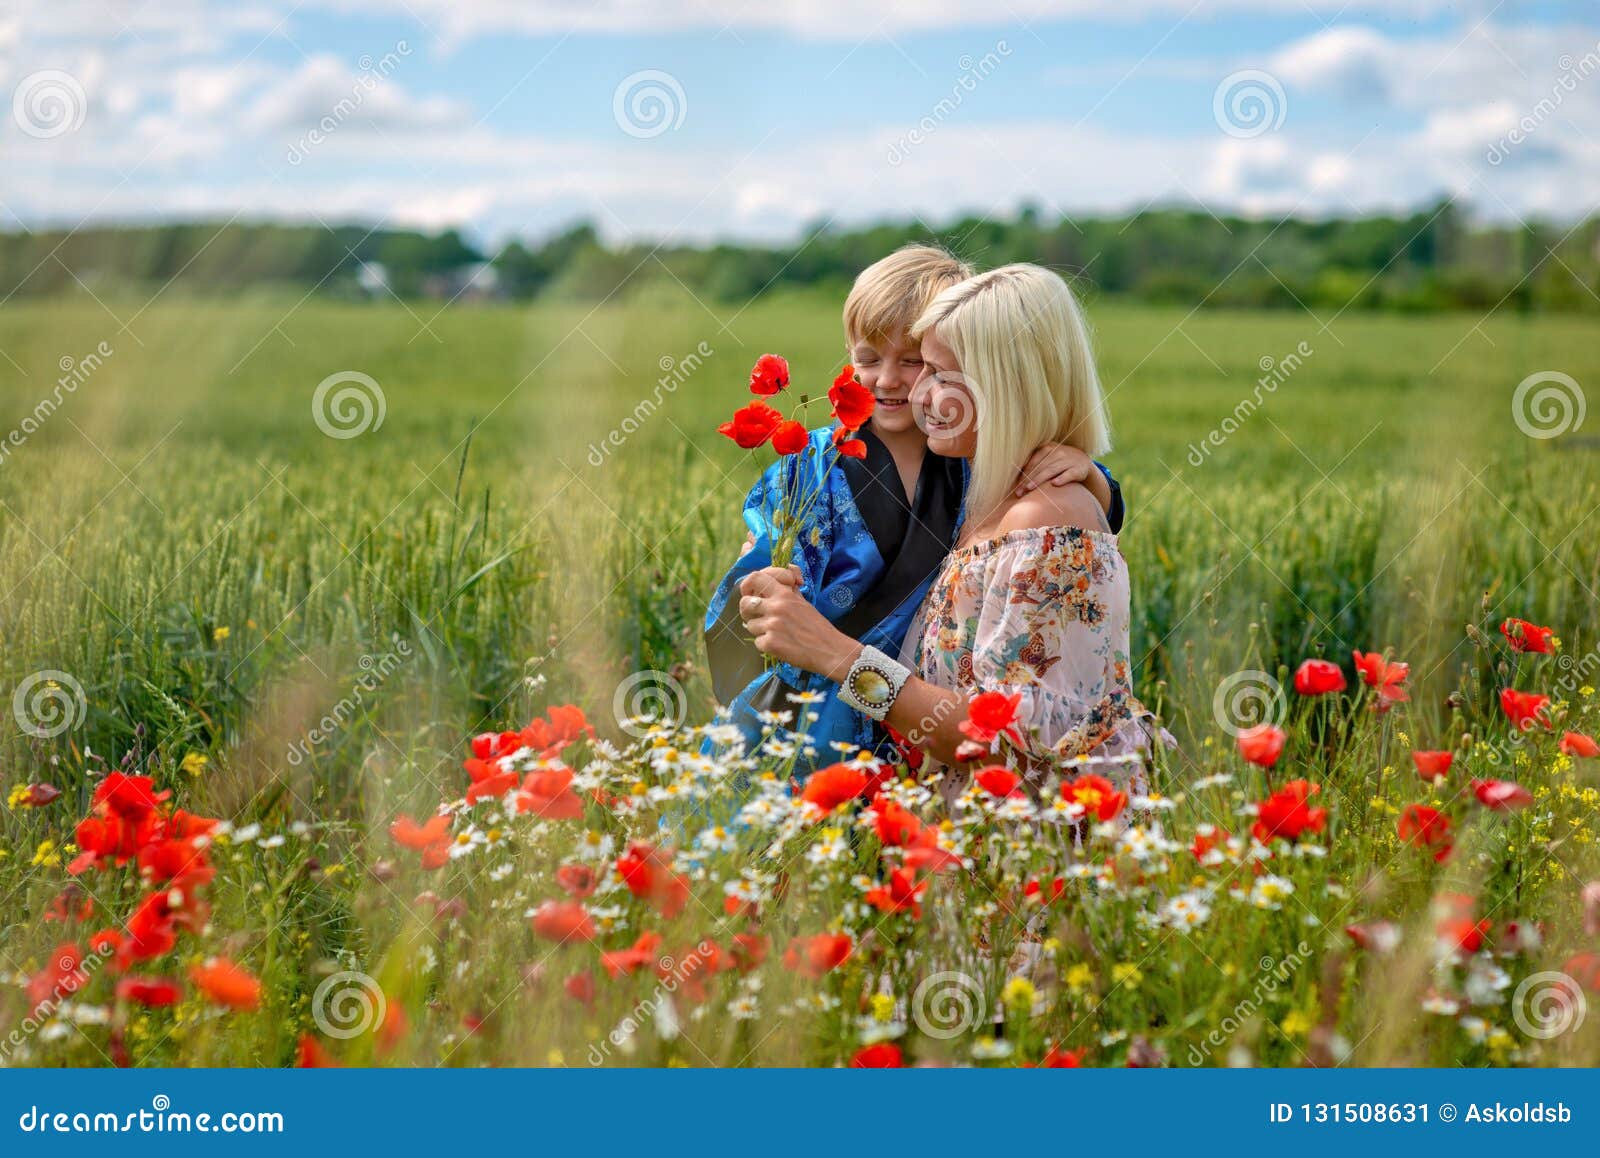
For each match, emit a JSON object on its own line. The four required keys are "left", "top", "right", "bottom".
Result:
{"left": 738, "top": 531, "right": 756, "bottom": 558}
{"left": 1016, "top": 443, "right": 1113, "bottom": 516}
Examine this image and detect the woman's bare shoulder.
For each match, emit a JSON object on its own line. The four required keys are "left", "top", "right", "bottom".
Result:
{"left": 997, "top": 481, "right": 1109, "bottom": 535}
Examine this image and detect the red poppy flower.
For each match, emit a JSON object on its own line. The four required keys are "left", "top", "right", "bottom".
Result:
{"left": 974, "top": 766, "right": 1023, "bottom": 798}
{"left": 137, "top": 838, "right": 214, "bottom": 889}
{"left": 389, "top": 813, "right": 451, "bottom": 868}
{"left": 1059, "top": 773, "right": 1127, "bottom": 822}
{"left": 615, "top": 842, "right": 690, "bottom": 918}
{"left": 1236, "top": 723, "right": 1286, "bottom": 768}
{"left": 74, "top": 809, "right": 162, "bottom": 870}
{"left": 1037, "top": 1044, "right": 1086, "bottom": 1068}
{"left": 960, "top": 690, "right": 1024, "bottom": 747}
{"left": 718, "top": 400, "right": 784, "bottom": 449}
{"left": 17, "top": 782, "right": 61, "bottom": 808}
{"left": 903, "top": 828, "right": 963, "bottom": 873}
{"left": 1352, "top": 651, "right": 1410, "bottom": 703}
{"left": 828, "top": 367, "right": 875, "bottom": 430}
{"left": 44, "top": 887, "right": 93, "bottom": 925}
{"left": 1471, "top": 778, "right": 1534, "bottom": 811}
{"left": 1499, "top": 618, "right": 1555, "bottom": 654}
{"left": 771, "top": 419, "right": 808, "bottom": 456}
{"left": 1293, "top": 659, "right": 1346, "bottom": 696}
{"left": 801, "top": 763, "right": 869, "bottom": 812}
{"left": 1190, "top": 824, "right": 1231, "bottom": 862}
{"left": 119, "top": 892, "right": 180, "bottom": 963}
{"left": 463, "top": 758, "right": 519, "bottom": 804}
{"left": 1564, "top": 952, "right": 1600, "bottom": 992}
{"left": 516, "top": 768, "right": 584, "bottom": 820}
{"left": 471, "top": 730, "right": 523, "bottom": 760}
{"left": 556, "top": 863, "right": 598, "bottom": 898}
{"left": 516, "top": 705, "right": 594, "bottom": 759}
{"left": 297, "top": 1033, "right": 339, "bottom": 1067}
{"left": 1499, "top": 688, "right": 1550, "bottom": 732}
{"left": 189, "top": 957, "right": 261, "bottom": 1011}
{"left": 834, "top": 437, "right": 867, "bottom": 459}
{"left": 564, "top": 971, "right": 596, "bottom": 1006}
{"left": 864, "top": 867, "right": 928, "bottom": 918}
{"left": 873, "top": 797, "right": 923, "bottom": 847}
{"left": 116, "top": 976, "right": 183, "bottom": 1006}
{"left": 1560, "top": 731, "right": 1599, "bottom": 758}
{"left": 782, "top": 933, "right": 852, "bottom": 978}
{"left": 1412, "top": 750, "right": 1453, "bottom": 783}
{"left": 1024, "top": 877, "right": 1067, "bottom": 905}
{"left": 530, "top": 899, "right": 596, "bottom": 943}
{"left": 850, "top": 1042, "right": 903, "bottom": 1068}
{"left": 1398, "top": 804, "right": 1453, "bottom": 862}
{"left": 93, "top": 773, "right": 171, "bottom": 820}
{"left": 1252, "top": 780, "right": 1327, "bottom": 843}
{"left": 748, "top": 353, "right": 790, "bottom": 396}
{"left": 730, "top": 933, "right": 769, "bottom": 973}
{"left": 27, "top": 943, "right": 88, "bottom": 1008}
{"left": 599, "top": 931, "right": 663, "bottom": 978}
{"left": 1437, "top": 916, "right": 1491, "bottom": 955}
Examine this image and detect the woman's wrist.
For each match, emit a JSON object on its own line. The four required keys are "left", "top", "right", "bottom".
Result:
{"left": 825, "top": 636, "right": 866, "bottom": 684}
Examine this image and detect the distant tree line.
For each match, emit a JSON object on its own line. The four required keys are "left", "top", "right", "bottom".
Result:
{"left": 3, "top": 200, "right": 1597, "bottom": 313}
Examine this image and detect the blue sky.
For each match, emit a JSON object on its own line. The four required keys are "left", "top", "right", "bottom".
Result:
{"left": 2, "top": 1, "right": 1597, "bottom": 246}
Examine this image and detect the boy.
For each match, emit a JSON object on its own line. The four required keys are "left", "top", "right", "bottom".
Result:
{"left": 704, "top": 245, "right": 1123, "bottom": 770}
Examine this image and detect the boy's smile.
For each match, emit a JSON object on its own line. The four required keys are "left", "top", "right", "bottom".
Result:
{"left": 850, "top": 333, "right": 923, "bottom": 437}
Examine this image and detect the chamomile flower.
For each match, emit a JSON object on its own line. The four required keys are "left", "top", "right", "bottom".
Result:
{"left": 1248, "top": 874, "right": 1295, "bottom": 910}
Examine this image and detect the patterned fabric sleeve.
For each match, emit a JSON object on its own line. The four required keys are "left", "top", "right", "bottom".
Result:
{"left": 917, "top": 527, "right": 1149, "bottom": 785}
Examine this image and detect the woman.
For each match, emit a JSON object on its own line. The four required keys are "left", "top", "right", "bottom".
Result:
{"left": 737, "top": 264, "right": 1154, "bottom": 792}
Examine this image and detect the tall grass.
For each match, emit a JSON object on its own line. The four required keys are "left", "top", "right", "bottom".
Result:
{"left": 0, "top": 293, "right": 1595, "bottom": 1065}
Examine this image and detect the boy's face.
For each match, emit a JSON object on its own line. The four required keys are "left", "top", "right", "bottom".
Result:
{"left": 850, "top": 330, "right": 924, "bottom": 437}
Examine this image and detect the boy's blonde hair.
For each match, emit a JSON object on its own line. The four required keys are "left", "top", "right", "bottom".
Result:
{"left": 911, "top": 263, "right": 1110, "bottom": 524}
{"left": 844, "top": 244, "right": 974, "bottom": 346}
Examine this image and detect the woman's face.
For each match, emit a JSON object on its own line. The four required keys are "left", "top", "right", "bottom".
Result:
{"left": 850, "top": 331, "right": 923, "bottom": 436}
{"left": 911, "top": 326, "right": 980, "bottom": 458}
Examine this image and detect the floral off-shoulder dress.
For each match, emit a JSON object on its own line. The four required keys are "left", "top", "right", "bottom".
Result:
{"left": 902, "top": 524, "right": 1158, "bottom": 793}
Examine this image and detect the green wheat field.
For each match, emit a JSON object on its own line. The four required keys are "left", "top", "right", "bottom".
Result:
{"left": 1, "top": 293, "right": 1597, "bottom": 1067}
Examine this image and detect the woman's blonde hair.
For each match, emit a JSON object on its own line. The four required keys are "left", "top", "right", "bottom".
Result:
{"left": 910, "top": 263, "right": 1110, "bottom": 525}
{"left": 844, "top": 244, "right": 974, "bottom": 347}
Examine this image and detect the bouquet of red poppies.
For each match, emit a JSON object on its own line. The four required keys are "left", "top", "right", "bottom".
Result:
{"left": 717, "top": 353, "right": 875, "bottom": 569}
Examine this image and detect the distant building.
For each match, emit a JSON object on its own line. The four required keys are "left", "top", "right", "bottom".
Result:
{"left": 419, "top": 262, "right": 502, "bottom": 301}
{"left": 356, "top": 261, "right": 390, "bottom": 296}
